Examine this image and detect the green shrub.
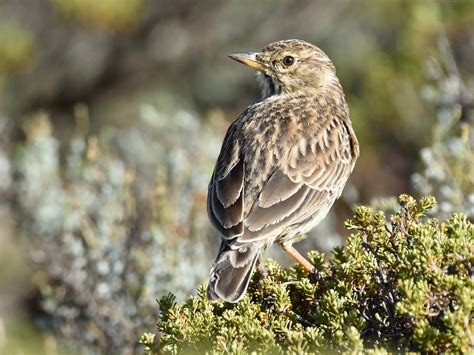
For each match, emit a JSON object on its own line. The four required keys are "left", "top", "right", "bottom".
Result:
{"left": 142, "top": 195, "right": 473, "bottom": 354}
{"left": 14, "top": 111, "right": 218, "bottom": 353}
{"left": 51, "top": 0, "right": 144, "bottom": 32}
{"left": 411, "top": 37, "right": 474, "bottom": 219}
{"left": 0, "top": 23, "right": 35, "bottom": 75}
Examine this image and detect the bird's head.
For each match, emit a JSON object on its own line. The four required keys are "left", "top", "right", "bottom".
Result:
{"left": 229, "top": 39, "right": 338, "bottom": 99}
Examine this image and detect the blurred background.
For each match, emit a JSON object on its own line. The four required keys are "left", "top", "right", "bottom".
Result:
{"left": 0, "top": 0, "right": 472, "bottom": 353}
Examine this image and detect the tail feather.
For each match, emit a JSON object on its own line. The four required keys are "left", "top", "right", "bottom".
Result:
{"left": 207, "top": 243, "right": 260, "bottom": 303}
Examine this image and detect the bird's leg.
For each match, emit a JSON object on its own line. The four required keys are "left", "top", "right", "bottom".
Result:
{"left": 255, "top": 259, "right": 269, "bottom": 293}
{"left": 256, "top": 259, "right": 269, "bottom": 278}
{"left": 281, "top": 242, "right": 315, "bottom": 272}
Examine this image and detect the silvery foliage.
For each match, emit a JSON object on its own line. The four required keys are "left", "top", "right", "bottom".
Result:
{"left": 15, "top": 106, "right": 221, "bottom": 352}
{"left": 412, "top": 36, "right": 474, "bottom": 219}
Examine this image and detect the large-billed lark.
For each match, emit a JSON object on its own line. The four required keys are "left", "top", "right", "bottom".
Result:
{"left": 207, "top": 39, "right": 359, "bottom": 302}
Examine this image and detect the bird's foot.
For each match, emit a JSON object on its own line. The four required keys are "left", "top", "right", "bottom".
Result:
{"left": 308, "top": 268, "right": 322, "bottom": 284}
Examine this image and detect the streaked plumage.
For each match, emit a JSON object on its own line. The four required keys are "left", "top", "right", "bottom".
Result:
{"left": 207, "top": 39, "right": 359, "bottom": 302}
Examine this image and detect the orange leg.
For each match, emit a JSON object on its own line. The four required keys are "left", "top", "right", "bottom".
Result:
{"left": 281, "top": 243, "right": 315, "bottom": 272}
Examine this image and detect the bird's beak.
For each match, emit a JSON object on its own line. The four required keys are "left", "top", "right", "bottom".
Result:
{"left": 228, "top": 52, "right": 266, "bottom": 72}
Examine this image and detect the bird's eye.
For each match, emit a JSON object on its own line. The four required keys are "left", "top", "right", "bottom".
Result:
{"left": 282, "top": 56, "right": 295, "bottom": 66}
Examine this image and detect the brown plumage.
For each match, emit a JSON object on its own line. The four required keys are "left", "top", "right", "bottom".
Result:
{"left": 207, "top": 39, "right": 359, "bottom": 302}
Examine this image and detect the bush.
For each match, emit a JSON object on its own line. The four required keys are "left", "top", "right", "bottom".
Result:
{"left": 411, "top": 35, "right": 474, "bottom": 219}
{"left": 14, "top": 110, "right": 218, "bottom": 353}
{"left": 141, "top": 195, "right": 473, "bottom": 354}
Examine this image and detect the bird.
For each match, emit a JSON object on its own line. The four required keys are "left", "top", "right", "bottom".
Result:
{"left": 206, "top": 39, "right": 359, "bottom": 303}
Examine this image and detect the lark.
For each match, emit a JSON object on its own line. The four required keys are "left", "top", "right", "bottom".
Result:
{"left": 207, "top": 39, "right": 359, "bottom": 302}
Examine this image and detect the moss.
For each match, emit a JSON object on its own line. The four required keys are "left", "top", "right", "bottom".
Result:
{"left": 142, "top": 195, "right": 473, "bottom": 354}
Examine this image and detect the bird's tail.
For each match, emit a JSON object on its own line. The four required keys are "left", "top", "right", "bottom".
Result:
{"left": 207, "top": 242, "right": 260, "bottom": 303}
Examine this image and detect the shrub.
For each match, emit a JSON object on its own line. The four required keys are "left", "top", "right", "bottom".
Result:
{"left": 14, "top": 110, "right": 218, "bottom": 353}
{"left": 142, "top": 195, "right": 473, "bottom": 354}
{"left": 411, "top": 35, "right": 474, "bottom": 219}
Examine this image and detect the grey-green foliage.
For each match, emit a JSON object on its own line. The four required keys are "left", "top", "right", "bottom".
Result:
{"left": 14, "top": 110, "right": 218, "bottom": 353}
{"left": 411, "top": 36, "right": 474, "bottom": 219}
{"left": 142, "top": 195, "right": 473, "bottom": 354}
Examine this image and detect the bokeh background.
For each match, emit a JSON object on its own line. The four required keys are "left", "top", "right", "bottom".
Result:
{"left": 0, "top": 0, "right": 472, "bottom": 353}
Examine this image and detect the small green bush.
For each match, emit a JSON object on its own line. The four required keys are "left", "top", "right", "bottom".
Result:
{"left": 142, "top": 195, "right": 473, "bottom": 354}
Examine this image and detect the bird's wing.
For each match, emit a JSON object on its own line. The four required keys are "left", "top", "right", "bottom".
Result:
{"left": 235, "top": 116, "right": 358, "bottom": 245}
{"left": 208, "top": 111, "right": 358, "bottom": 247}
{"left": 207, "top": 122, "right": 246, "bottom": 240}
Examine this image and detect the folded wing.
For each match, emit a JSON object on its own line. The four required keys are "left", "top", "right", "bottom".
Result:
{"left": 208, "top": 115, "right": 358, "bottom": 249}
